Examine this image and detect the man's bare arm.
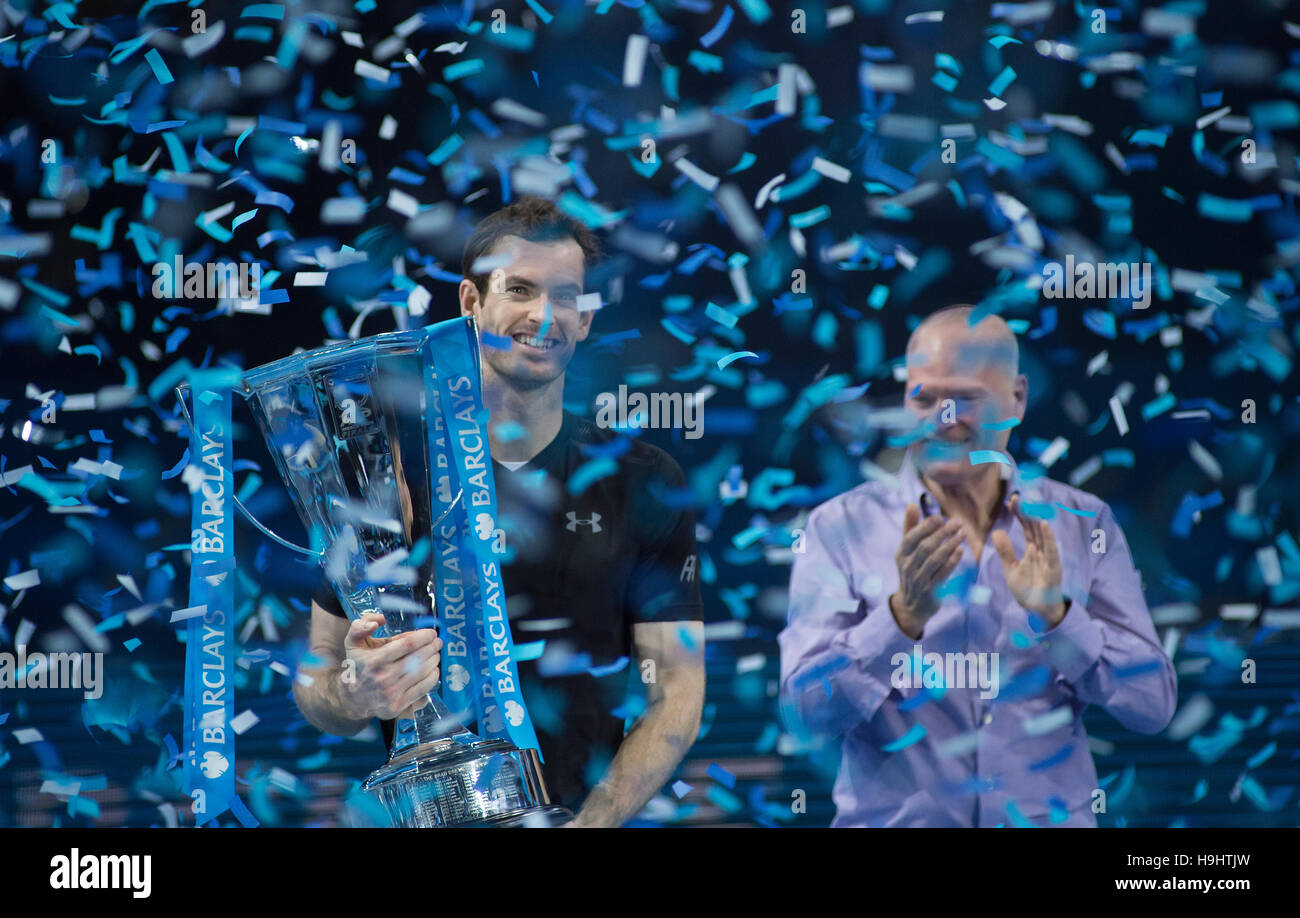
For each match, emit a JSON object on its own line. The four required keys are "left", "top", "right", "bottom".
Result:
{"left": 292, "top": 602, "right": 370, "bottom": 736}
{"left": 568, "top": 621, "right": 705, "bottom": 828}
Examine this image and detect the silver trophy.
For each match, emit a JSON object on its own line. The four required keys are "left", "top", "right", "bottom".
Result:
{"left": 181, "top": 319, "right": 569, "bottom": 827}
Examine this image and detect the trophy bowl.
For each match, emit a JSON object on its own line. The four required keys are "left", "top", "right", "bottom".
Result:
{"left": 197, "top": 318, "right": 570, "bottom": 828}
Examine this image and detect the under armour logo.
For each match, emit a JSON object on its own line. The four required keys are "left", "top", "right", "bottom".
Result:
{"left": 681, "top": 554, "right": 697, "bottom": 582}
{"left": 566, "top": 511, "right": 601, "bottom": 533}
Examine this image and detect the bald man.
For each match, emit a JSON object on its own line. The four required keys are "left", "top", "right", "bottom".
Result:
{"left": 779, "top": 305, "right": 1176, "bottom": 827}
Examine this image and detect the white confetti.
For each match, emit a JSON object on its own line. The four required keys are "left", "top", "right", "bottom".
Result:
{"left": 268, "top": 767, "right": 300, "bottom": 793}
{"left": 755, "top": 172, "right": 786, "bottom": 209}
{"left": 1262, "top": 608, "right": 1300, "bottom": 629}
{"left": 70, "top": 457, "right": 122, "bottom": 480}
{"left": 40, "top": 778, "right": 80, "bottom": 796}
{"left": 622, "top": 34, "right": 649, "bottom": 87}
{"left": 15, "top": 618, "right": 35, "bottom": 648}
{"left": 1256, "top": 547, "right": 1282, "bottom": 587}
{"left": 491, "top": 98, "right": 546, "bottom": 128}
{"left": 1142, "top": 8, "right": 1195, "bottom": 37}
{"left": 1162, "top": 626, "right": 1181, "bottom": 661}
{"left": 169, "top": 604, "right": 208, "bottom": 623}
{"left": 1038, "top": 436, "right": 1069, "bottom": 468}
{"left": 1195, "top": 106, "right": 1231, "bottom": 130}
{"left": 715, "top": 183, "right": 764, "bottom": 249}
{"left": 157, "top": 803, "right": 178, "bottom": 828}
{"left": 992, "top": 1, "right": 1054, "bottom": 25}
{"left": 513, "top": 617, "right": 573, "bottom": 632}
{"left": 1166, "top": 694, "right": 1213, "bottom": 740}
{"left": 860, "top": 63, "right": 914, "bottom": 93}
{"left": 386, "top": 188, "right": 420, "bottom": 218}
{"left": 1, "top": 464, "right": 32, "bottom": 486}
{"left": 673, "top": 158, "right": 719, "bottom": 192}
{"left": 319, "top": 120, "right": 341, "bottom": 172}
{"left": 321, "top": 198, "right": 367, "bottom": 224}
{"left": 182, "top": 18, "right": 225, "bottom": 57}
{"left": 811, "top": 156, "right": 851, "bottom": 183}
{"left": 1219, "top": 603, "right": 1257, "bottom": 621}
{"left": 1068, "top": 455, "right": 1102, "bottom": 488}
{"left": 1022, "top": 707, "right": 1072, "bottom": 735}
{"left": 1042, "top": 113, "right": 1093, "bottom": 136}
{"left": 4, "top": 569, "right": 40, "bottom": 590}
{"left": 826, "top": 5, "right": 854, "bottom": 28}
{"left": 408, "top": 285, "right": 431, "bottom": 317}
{"left": 1108, "top": 396, "right": 1129, "bottom": 436}
{"left": 1152, "top": 603, "right": 1199, "bottom": 625}
{"left": 353, "top": 59, "right": 394, "bottom": 85}
{"left": 116, "top": 574, "right": 142, "bottom": 601}
{"left": 776, "top": 63, "right": 799, "bottom": 115}
{"left": 63, "top": 605, "right": 109, "bottom": 653}
{"left": 1188, "top": 440, "right": 1223, "bottom": 482}
{"left": 230, "top": 710, "right": 260, "bottom": 735}
{"left": 703, "top": 620, "right": 747, "bottom": 641}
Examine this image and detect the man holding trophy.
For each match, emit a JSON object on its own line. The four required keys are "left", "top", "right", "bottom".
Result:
{"left": 292, "top": 196, "right": 706, "bottom": 827}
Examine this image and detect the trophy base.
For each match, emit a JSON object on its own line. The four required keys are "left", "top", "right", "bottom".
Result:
{"left": 361, "top": 736, "right": 570, "bottom": 828}
{"left": 463, "top": 805, "right": 573, "bottom": 828}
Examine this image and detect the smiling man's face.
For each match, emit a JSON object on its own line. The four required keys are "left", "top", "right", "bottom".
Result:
{"left": 904, "top": 312, "right": 1027, "bottom": 485}
{"left": 459, "top": 234, "right": 593, "bottom": 391}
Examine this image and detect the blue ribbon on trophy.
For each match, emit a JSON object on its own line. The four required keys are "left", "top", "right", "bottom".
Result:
{"left": 181, "top": 372, "right": 238, "bottom": 825}
{"left": 454, "top": 505, "right": 491, "bottom": 733}
{"left": 423, "top": 379, "right": 491, "bottom": 736}
{"left": 426, "top": 318, "right": 540, "bottom": 754}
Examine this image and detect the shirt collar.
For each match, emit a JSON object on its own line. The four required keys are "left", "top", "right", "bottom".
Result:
{"left": 898, "top": 446, "right": 1025, "bottom": 517}
{"left": 492, "top": 410, "right": 575, "bottom": 474}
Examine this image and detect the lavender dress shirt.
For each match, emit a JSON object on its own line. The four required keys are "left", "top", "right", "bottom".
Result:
{"left": 779, "top": 450, "right": 1177, "bottom": 827}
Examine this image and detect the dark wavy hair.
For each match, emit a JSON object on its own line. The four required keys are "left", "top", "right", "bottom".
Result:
{"left": 461, "top": 195, "right": 602, "bottom": 299}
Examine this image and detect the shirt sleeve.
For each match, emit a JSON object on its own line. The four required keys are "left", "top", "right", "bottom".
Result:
{"left": 778, "top": 498, "right": 919, "bottom": 739}
{"left": 311, "top": 576, "right": 347, "bottom": 619}
{"left": 1027, "top": 501, "right": 1178, "bottom": 734}
{"left": 625, "top": 452, "right": 704, "bottom": 624}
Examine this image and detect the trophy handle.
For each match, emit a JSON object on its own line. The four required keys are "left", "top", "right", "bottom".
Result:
{"left": 172, "top": 383, "right": 467, "bottom": 559}
{"left": 174, "top": 383, "right": 323, "bottom": 558}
